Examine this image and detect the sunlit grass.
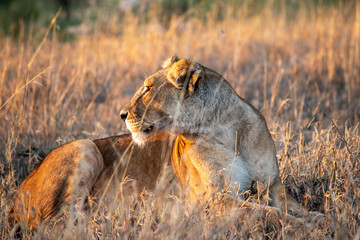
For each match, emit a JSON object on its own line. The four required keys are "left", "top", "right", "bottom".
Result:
{"left": 1, "top": 2, "right": 359, "bottom": 239}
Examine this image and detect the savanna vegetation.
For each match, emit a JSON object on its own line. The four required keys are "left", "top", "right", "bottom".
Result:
{"left": 0, "top": 0, "right": 359, "bottom": 239}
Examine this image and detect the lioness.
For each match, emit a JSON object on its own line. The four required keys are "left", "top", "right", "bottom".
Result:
{"left": 120, "top": 56, "right": 305, "bottom": 214}
{"left": 10, "top": 56, "right": 308, "bottom": 231}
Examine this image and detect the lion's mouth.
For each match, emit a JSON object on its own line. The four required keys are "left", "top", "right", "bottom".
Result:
{"left": 125, "top": 117, "right": 171, "bottom": 136}
{"left": 125, "top": 118, "right": 157, "bottom": 134}
{"left": 126, "top": 117, "right": 174, "bottom": 145}
{"left": 126, "top": 120, "right": 161, "bottom": 146}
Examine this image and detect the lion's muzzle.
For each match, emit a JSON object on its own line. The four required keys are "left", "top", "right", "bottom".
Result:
{"left": 121, "top": 109, "right": 150, "bottom": 133}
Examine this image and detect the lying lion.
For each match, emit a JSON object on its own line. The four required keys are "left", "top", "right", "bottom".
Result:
{"left": 10, "top": 56, "right": 311, "bottom": 231}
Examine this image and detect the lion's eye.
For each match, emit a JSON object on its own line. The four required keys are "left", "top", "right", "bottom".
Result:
{"left": 144, "top": 86, "right": 151, "bottom": 93}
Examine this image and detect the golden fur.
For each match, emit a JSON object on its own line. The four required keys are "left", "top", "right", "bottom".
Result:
{"left": 10, "top": 134, "right": 175, "bottom": 230}
{"left": 11, "top": 56, "right": 311, "bottom": 231}
{"left": 121, "top": 56, "right": 308, "bottom": 215}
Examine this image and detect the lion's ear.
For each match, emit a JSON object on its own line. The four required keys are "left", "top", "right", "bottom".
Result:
{"left": 167, "top": 59, "right": 201, "bottom": 95}
{"left": 162, "top": 56, "right": 180, "bottom": 68}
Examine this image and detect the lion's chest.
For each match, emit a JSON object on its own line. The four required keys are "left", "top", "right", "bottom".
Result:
{"left": 225, "top": 155, "right": 251, "bottom": 192}
{"left": 172, "top": 136, "right": 251, "bottom": 197}
{"left": 195, "top": 144, "right": 251, "bottom": 193}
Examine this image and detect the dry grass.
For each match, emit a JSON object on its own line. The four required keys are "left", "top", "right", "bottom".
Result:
{"left": 1, "top": 1, "right": 360, "bottom": 239}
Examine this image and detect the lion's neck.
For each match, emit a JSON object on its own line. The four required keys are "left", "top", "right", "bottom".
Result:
{"left": 174, "top": 80, "right": 259, "bottom": 155}
{"left": 181, "top": 89, "right": 253, "bottom": 150}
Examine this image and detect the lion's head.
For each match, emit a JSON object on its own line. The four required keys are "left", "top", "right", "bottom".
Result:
{"left": 120, "top": 56, "right": 235, "bottom": 145}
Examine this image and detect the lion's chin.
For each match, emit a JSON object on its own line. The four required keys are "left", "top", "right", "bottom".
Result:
{"left": 129, "top": 119, "right": 176, "bottom": 146}
{"left": 131, "top": 128, "right": 172, "bottom": 146}
{"left": 131, "top": 132, "right": 149, "bottom": 146}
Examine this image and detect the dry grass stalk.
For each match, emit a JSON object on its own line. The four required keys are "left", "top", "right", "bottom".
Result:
{"left": 1, "top": 2, "right": 359, "bottom": 239}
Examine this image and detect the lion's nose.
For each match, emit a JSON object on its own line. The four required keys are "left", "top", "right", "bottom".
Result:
{"left": 120, "top": 110, "right": 128, "bottom": 121}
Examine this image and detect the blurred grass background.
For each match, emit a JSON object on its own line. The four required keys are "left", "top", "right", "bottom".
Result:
{"left": 0, "top": 0, "right": 353, "bottom": 36}
{"left": 0, "top": 0, "right": 359, "bottom": 239}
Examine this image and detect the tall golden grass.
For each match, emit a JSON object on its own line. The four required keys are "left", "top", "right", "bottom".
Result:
{"left": 1, "top": 1, "right": 359, "bottom": 239}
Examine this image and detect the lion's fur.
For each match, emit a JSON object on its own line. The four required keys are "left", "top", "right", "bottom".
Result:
{"left": 10, "top": 140, "right": 104, "bottom": 229}
{"left": 122, "top": 56, "right": 307, "bottom": 215}
{"left": 10, "top": 134, "right": 175, "bottom": 230}
{"left": 11, "top": 56, "right": 309, "bottom": 230}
